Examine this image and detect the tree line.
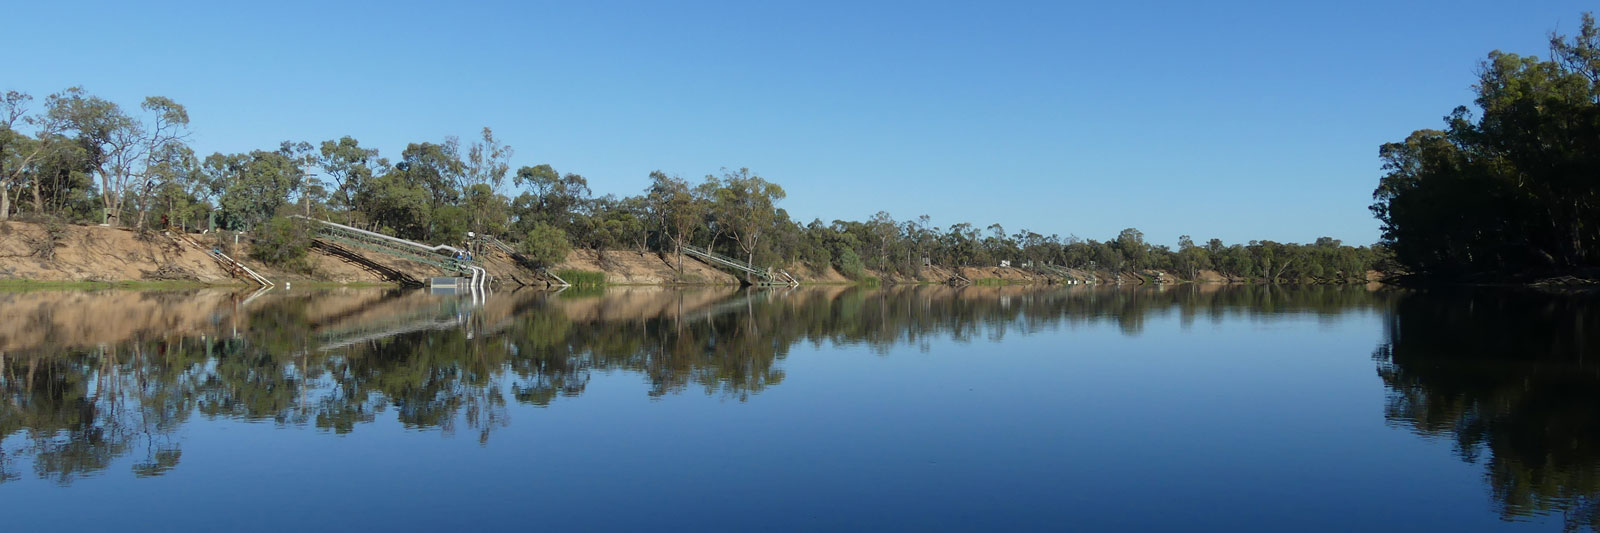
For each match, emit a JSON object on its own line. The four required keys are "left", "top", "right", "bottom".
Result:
{"left": 1373, "top": 12, "right": 1600, "bottom": 281}
{"left": 0, "top": 87, "right": 1380, "bottom": 282}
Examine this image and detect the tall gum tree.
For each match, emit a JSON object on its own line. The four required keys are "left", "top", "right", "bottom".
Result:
{"left": 317, "top": 136, "right": 387, "bottom": 225}
{"left": 707, "top": 167, "right": 785, "bottom": 274}
{"left": 0, "top": 90, "right": 68, "bottom": 221}
{"left": 645, "top": 170, "right": 705, "bottom": 276}
{"left": 464, "top": 127, "right": 512, "bottom": 240}
{"left": 46, "top": 88, "right": 189, "bottom": 227}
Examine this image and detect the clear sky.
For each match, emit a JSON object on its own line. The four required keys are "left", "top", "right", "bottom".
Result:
{"left": 5, "top": 1, "right": 1593, "bottom": 246}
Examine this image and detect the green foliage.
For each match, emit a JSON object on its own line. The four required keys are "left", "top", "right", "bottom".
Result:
{"left": 463, "top": 183, "right": 510, "bottom": 237}
{"left": 430, "top": 204, "right": 470, "bottom": 244}
{"left": 355, "top": 172, "right": 430, "bottom": 239}
{"left": 210, "top": 148, "right": 306, "bottom": 231}
{"left": 317, "top": 136, "right": 384, "bottom": 214}
{"left": 519, "top": 222, "right": 571, "bottom": 268}
{"left": 647, "top": 170, "right": 705, "bottom": 255}
{"left": 834, "top": 246, "right": 866, "bottom": 279}
{"left": 555, "top": 269, "right": 605, "bottom": 288}
{"left": 249, "top": 216, "right": 312, "bottom": 268}
{"left": 1373, "top": 12, "right": 1600, "bottom": 279}
{"left": 396, "top": 140, "right": 465, "bottom": 210}
{"left": 704, "top": 167, "right": 785, "bottom": 266}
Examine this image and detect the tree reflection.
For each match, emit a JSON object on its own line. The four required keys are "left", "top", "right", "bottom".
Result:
{"left": 0, "top": 284, "right": 1388, "bottom": 485}
{"left": 1375, "top": 289, "right": 1600, "bottom": 530}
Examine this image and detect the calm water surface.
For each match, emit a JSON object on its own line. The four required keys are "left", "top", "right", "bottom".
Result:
{"left": 1, "top": 285, "right": 1596, "bottom": 531}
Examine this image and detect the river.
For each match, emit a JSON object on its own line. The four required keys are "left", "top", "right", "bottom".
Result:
{"left": 0, "top": 284, "right": 1595, "bottom": 531}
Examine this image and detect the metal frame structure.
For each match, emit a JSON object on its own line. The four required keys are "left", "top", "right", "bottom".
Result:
{"left": 1036, "top": 263, "right": 1092, "bottom": 284}
{"left": 679, "top": 244, "right": 799, "bottom": 286}
{"left": 291, "top": 216, "right": 489, "bottom": 296}
{"left": 477, "top": 234, "right": 569, "bottom": 288}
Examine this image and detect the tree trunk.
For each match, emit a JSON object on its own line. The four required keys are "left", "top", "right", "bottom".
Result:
{"left": 0, "top": 180, "right": 9, "bottom": 222}
{"left": 136, "top": 200, "right": 150, "bottom": 230}
{"left": 100, "top": 169, "right": 116, "bottom": 225}
{"left": 1570, "top": 200, "right": 1584, "bottom": 267}
{"left": 674, "top": 238, "right": 684, "bottom": 279}
{"left": 30, "top": 177, "right": 42, "bottom": 214}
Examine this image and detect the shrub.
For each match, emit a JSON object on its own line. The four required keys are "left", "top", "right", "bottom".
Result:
{"left": 555, "top": 269, "right": 605, "bottom": 288}
{"left": 250, "top": 217, "right": 312, "bottom": 268}
{"left": 834, "top": 247, "right": 865, "bottom": 279}
{"left": 519, "top": 222, "right": 571, "bottom": 268}
{"left": 799, "top": 243, "right": 831, "bottom": 273}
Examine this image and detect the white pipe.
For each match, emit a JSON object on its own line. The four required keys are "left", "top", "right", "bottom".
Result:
{"left": 223, "top": 252, "right": 274, "bottom": 287}
{"left": 466, "top": 266, "right": 489, "bottom": 304}
{"left": 544, "top": 269, "right": 571, "bottom": 288}
{"left": 172, "top": 232, "right": 272, "bottom": 287}
{"left": 478, "top": 267, "right": 487, "bottom": 301}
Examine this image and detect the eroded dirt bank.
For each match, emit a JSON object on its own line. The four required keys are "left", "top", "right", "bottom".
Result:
{"left": 0, "top": 221, "right": 1364, "bottom": 287}
{"left": 0, "top": 221, "right": 751, "bottom": 287}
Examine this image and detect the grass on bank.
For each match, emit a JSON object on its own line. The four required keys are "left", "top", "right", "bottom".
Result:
{"left": 0, "top": 279, "right": 225, "bottom": 291}
{"left": 556, "top": 269, "right": 606, "bottom": 288}
{"left": 0, "top": 279, "right": 400, "bottom": 292}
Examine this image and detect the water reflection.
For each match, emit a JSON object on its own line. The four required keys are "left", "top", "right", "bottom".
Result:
{"left": 1375, "top": 289, "right": 1600, "bottom": 530}
{"left": 0, "top": 284, "right": 1387, "bottom": 486}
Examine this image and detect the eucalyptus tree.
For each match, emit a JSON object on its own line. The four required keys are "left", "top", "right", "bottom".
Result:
{"left": 354, "top": 170, "right": 430, "bottom": 239}
{"left": 22, "top": 133, "right": 96, "bottom": 219}
{"left": 207, "top": 147, "right": 308, "bottom": 231}
{"left": 1114, "top": 228, "right": 1148, "bottom": 269}
{"left": 867, "top": 211, "right": 898, "bottom": 270}
{"left": 137, "top": 143, "right": 200, "bottom": 229}
{"left": 44, "top": 88, "right": 192, "bottom": 227}
{"left": 703, "top": 168, "right": 784, "bottom": 271}
{"left": 0, "top": 91, "right": 61, "bottom": 220}
{"left": 396, "top": 139, "right": 465, "bottom": 212}
{"left": 1373, "top": 12, "right": 1600, "bottom": 278}
{"left": 387, "top": 139, "right": 468, "bottom": 240}
{"left": 317, "top": 136, "right": 386, "bottom": 219}
{"left": 514, "top": 164, "right": 589, "bottom": 222}
{"left": 465, "top": 127, "right": 512, "bottom": 191}
{"left": 1174, "top": 235, "right": 1211, "bottom": 280}
{"left": 463, "top": 127, "right": 512, "bottom": 238}
{"left": 646, "top": 170, "right": 706, "bottom": 274}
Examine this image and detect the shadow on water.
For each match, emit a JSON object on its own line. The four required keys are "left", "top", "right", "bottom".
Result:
{"left": 12, "top": 281, "right": 1599, "bottom": 528}
{"left": 1374, "top": 288, "right": 1600, "bottom": 530}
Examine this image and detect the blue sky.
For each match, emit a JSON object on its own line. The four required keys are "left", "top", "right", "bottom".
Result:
{"left": 6, "top": 1, "right": 1593, "bottom": 246}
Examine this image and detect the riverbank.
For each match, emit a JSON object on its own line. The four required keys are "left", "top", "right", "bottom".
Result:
{"left": 0, "top": 220, "right": 1380, "bottom": 287}
{"left": 0, "top": 220, "right": 421, "bottom": 286}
